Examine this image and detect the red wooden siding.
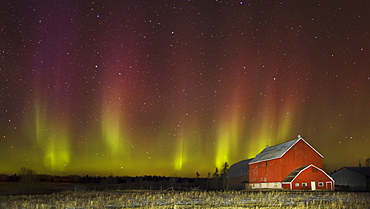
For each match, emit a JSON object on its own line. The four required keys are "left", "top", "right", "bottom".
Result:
{"left": 249, "top": 139, "right": 323, "bottom": 184}
{"left": 249, "top": 159, "right": 282, "bottom": 183}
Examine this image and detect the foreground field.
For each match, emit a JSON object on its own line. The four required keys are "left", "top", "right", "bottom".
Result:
{"left": 0, "top": 190, "right": 369, "bottom": 208}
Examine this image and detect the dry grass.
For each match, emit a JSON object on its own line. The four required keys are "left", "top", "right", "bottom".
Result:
{"left": 0, "top": 190, "right": 368, "bottom": 208}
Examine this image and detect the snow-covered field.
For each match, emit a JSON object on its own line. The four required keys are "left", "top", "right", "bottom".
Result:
{"left": 0, "top": 190, "right": 369, "bottom": 208}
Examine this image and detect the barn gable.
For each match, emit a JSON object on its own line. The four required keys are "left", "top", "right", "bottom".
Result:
{"left": 282, "top": 164, "right": 333, "bottom": 183}
{"left": 249, "top": 136, "right": 323, "bottom": 165}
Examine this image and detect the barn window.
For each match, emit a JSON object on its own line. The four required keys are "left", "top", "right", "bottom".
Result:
{"left": 302, "top": 183, "right": 307, "bottom": 187}
{"left": 295, "top": 183, "right": 299, "bottom": 187}
{"left": 318, "top": 182, "right": 324, "bottom": 187}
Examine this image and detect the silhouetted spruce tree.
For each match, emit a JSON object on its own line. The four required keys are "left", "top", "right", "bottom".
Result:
{"left": 212, "top": 167, "right": 219, "bottom": 178}
{"left": 221, "top": 162, "right": 229, "bottom": 190}
{"left": 206, "top": 172, "right": 211, "bottom": 190}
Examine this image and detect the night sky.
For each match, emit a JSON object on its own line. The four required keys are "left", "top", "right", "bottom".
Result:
{"left": 1, "top": 0, "right": 369, "bottom": 177}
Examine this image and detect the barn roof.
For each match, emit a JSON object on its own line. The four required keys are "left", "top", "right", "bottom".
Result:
{"left": 249, "top": 136, "right": 323, "bottom": 164}
{"left": 227, "top": 158, "right": 253, "bottom": 179}
{"left": 341, "top": 167, "right": 370, "bottom": 177}
{"left": 281, "top": 165, "right": 309, "bottom": 182}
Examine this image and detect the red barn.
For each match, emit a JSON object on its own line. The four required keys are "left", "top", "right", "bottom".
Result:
{"left": 248, "top": 135, "right": 334, "bottom": 190}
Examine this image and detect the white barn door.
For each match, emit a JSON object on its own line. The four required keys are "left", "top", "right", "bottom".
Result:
{"left": 311, "top": 181, "right": 316, "bottom": 190}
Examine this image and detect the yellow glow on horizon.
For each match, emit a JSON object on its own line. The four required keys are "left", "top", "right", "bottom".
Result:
{"left": 101, "top": 111, "right": 125, "bottom": 154}
{"left": 174, "top": 137, "right": 184, "bottom": 170}
{"left": 27, "top": 99, "right": 72, "bottom": 172}
{"left": 215, "top": 104, "right": 243, "bottom": 168}
{"left": 99, "top": 77, "right": 133, "bottom": 175}
{"left": 99, "top": 108, "right": 133, "bottom": 176}
{"left": 247, "top": 96, "right": 275, "bottom": 157}
{"left": 44, "top": 131, "right": 71, "bottom": 172}
{"left": 173, "top": 121, "right": 201, "bottom": 172}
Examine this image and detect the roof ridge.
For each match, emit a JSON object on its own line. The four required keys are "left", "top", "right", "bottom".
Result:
{"left": 249, "top": 138, "right": 300, "bottom": 164}
{"left": 249, "top": 136, "right": 323, "bottom": 165}
{"left": 342, "top": 167, "right": 370, "bottom": 176}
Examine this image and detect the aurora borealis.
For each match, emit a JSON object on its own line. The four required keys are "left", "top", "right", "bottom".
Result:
{"left": 1, "top": 0, "right": 369, "bottom": 177}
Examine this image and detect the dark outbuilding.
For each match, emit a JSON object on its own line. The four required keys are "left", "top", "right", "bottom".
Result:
{"left": 226, "top": 158, "right": 253, "bottom": 190}
{"left": 331, "top": 167, "right": 370, "bottom": 191}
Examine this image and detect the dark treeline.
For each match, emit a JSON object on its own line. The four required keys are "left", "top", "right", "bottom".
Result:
{"left": 0, "top": 173, "right": 226, "bottom": 191}
{"left": 1, "top": 163, "right": 230, "bottom": 192}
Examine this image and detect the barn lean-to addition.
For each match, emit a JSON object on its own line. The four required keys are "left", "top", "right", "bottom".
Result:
{"left": 281, "top": 164, "right": 334, "bottom": 190}
{"left": 226, "top": 159, "right": 253, "bottom": 190}
{"left": 227, "top": 135, "right": 334, "bottom": 190}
